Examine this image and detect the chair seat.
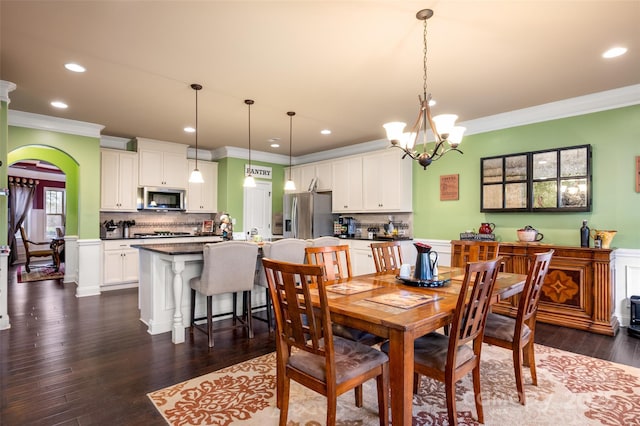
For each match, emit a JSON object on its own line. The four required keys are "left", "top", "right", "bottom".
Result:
{"left": 332, "top": 324, "right": 385, "bottom": 346}
{"left": 289, "top": 336, "right": 389, "bottom": 384}
{"left": 381, "top": 332, "right": 474, "bottom": 371}
{"left": 484, "top": 312, "right": 531, "bottom": 343}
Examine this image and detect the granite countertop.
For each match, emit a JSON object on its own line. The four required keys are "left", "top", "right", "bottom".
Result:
{"left": 131, "top": 242, "right": 215, "bottom": 255}
{"left": 337, "top": 236, "right": 413, "bottom": 242}
{"left": 101, "top": 234, "right": 223, "bottom": 242}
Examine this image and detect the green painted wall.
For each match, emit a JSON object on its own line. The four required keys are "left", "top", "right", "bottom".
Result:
{"left": 217, "top": 157, "right": 285, "bottom": 231}
{"left": 413, "top": 105, "right": 640, "bottom": 249}
{"left": 7, "top": 127, "right": 101, "bottom": 239}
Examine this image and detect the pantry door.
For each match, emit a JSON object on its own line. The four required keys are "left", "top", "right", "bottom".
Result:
{"left": 243, "top": 180, "right": 272, "bottom": 239}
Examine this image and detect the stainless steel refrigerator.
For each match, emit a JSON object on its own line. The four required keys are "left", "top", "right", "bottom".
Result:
{"left": 283, "top": 192, "right": 335, "bottom": 239}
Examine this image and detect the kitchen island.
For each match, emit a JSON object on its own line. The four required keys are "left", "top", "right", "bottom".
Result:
{"left": 134, "top": 240, "right": 224, "bottom": 344}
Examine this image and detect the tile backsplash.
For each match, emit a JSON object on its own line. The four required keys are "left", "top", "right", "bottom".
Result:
{"left": 341, "top": 213, "right": 413, "bottom": 238}
{"left": 100, "top": 211, "right": 216, "bottom": 237}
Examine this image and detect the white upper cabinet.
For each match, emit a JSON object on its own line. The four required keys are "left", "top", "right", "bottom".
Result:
{"left": 186, "top": 160, "right": 218, "bottom": 212}
{"left": 100, "top": 149, "right": 138, "bottom": 212}
{"left": 136, "top": 138, "right": 188, "bottom": 188}
{"left": 362, "top": 150, "right": 413, "bottom": 212}
{"left": 315, "top": 161, "right": 333, "bottom": 191}
{"left": 332, "top": 157, "right": 363, "bottom": 212}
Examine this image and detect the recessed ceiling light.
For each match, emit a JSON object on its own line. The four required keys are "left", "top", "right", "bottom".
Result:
{"left": 270, "top": 143, "right": 280, "bottom": 148}
{"left": 184, "top": 126, "right": 195, "bottom": 133}
{"left": 602, "top": 47, "right": 627, "bottom": 58}
{"left": 320, "top": 129, "right": 331, "bottom": 135}
{"left": 51, "top": 101, "right": 68, "bottom": 109}
{"left": 64, "top": 63, "right": 86, "bottom": 72}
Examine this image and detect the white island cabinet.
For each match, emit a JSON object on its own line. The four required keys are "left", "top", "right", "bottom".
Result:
{"left": 135, "top": 137, "right": 188, "bottom": 188}
{"left": 134, "top": 238, "right": 268, "bottom": 345}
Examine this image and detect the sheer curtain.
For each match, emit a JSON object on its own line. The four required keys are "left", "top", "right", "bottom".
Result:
{"left": 7, "top": 177, "right": 37, "bottom": 265}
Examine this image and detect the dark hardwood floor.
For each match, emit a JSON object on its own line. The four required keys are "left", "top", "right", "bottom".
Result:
{"left": 1, "top": 264, "right": 639, "bottom": 425}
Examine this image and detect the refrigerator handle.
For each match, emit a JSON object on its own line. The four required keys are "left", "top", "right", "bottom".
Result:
{"left": 291, "top": 196, "right": 298, "bottom": 239}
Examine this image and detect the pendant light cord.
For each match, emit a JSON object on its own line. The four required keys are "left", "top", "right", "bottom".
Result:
{"left": 287, "top": 111, "right": 295, "bottom": 180}
{"left": 245, "top": 99, "right": 254, "bottom": 170}
{"left": 190, "top": 83, "right": 203, "bottom": 169}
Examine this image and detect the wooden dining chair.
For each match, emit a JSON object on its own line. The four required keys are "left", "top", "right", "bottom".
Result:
{"left": 370, "top": 241, "right": 404, "bottom": 273}
{"left": 450, "top": 240, "right": 500, "bottom": 267}
{"left": 262, "top": 258, "right": 389, "bottom": 426}
{"left": 189, "top": 241, "right": 259, "bottom": 347}
{"left": 483, "top": 249, "right": 554, "bottom": 405}
{"left": 19, "top": 226, "right": 55, "bottom": 272}
{"left": 382, "top": 257, "right": 502, "bottom": 426}
{"left": 305, "top": 244, "right": 352, "bottom": 281}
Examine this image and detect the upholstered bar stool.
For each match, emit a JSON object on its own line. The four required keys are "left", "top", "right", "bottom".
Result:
{"left": 189, "top": 241, "right": 259, "bottom": 347}
{"left": 255, "top": 238, "right": 310, "bottom": 330}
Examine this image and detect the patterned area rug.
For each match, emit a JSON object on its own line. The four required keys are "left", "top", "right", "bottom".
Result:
{"left": 148, "top": 343, "right": 640, "bottom": 425}
{"left": 17, "top": 264, "right": 64, "bottom": 283}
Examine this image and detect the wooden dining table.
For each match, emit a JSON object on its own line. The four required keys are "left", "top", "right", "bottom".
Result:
{"left": 311, "top": 266, "right": 527, "bottom": 426}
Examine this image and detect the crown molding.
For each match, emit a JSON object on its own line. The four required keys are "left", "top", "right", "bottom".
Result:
{"left": 461, "top": 84, "right": 640, "bottom": 137}
{"left": 211, "top": 146, "right": 290, "bottom": 164}
{"left": 100, "top": 135, "right": 132, "bottom": 150}
{"left": 8, "top": 166, "right": 66, "bottom": 182}
{"left": 8, "top": 110, "right": 104, "bottom": 138}
{"left": 0, "top": 80, "right": 17, "bottom": 103}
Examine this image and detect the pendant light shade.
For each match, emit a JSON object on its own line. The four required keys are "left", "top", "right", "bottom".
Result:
{"left": 284, "top": 111, "right": 296, "bottom": 191}
{"left": 243, "top": 99, "right": 257, "bottom": 188}
{"left": 188, "top": 83, "right": 204, "bottom": 183}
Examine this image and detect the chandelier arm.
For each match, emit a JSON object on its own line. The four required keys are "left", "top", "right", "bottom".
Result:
{"left": 406, "top": 98, "right": 426, "bottom": 152}
{"left": 423, "top": 98, "right": 442, "bottom": 143}
{"left": 430, "top": 146, "right": 465, "bottom": 162}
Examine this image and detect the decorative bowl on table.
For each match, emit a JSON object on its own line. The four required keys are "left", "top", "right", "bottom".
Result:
{"left": 517, "top": 225, "right": 543, "bottom": 242}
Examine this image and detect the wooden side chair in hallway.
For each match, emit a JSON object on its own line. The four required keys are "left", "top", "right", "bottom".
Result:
{"left": 483, "top": 249, "right": 554, "bottom": 405}
{"left": 370, "top": 240, "right": 404, "bottom": 273}
{"left": 450, "top": 240, "right": 500, "bottom": 267}
{"left": 19, "top": 226, "right": 55, "bottom": 272}
{"left": 382, "top": 257, "right": 502, "bottom": 426}
{"left": 255, "top": 238, "right": 310, "bottom": 330}
{"left": 189, "top": 241, "right": 259, "bottom": 348}
{"left": 262, "top": 258, "right": 389, "bottom": 426}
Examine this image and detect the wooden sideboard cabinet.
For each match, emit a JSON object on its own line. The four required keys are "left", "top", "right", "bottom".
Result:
{"left": 450, "top": 240, "right": 619, "bottom": 336}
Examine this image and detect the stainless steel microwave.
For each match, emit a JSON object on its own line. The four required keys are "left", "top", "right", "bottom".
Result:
{"left": 137, "top": 187, "right": 186, "bottom": 211}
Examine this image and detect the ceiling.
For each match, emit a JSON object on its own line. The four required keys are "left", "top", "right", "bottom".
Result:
{"left": 1, "top": 1, "right": 638, "bottom": 158}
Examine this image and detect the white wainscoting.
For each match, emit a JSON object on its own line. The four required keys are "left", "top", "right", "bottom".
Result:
{"left": 1, "top": 252, "right": 10, "bottom": 330}
{"left": 614, "top": 248, "right": 640, "bottom": 327}
{"left": 76, "top": 239, "right": 101, "bottom": 297}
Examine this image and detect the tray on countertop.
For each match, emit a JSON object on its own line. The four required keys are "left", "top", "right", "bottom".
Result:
{"left": 396, "top": 276, "right": 451, "bottom": 288}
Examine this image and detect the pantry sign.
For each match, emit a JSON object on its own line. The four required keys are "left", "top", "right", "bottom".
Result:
{"left": 245, "top": 164, "right": 272, "bottom": 180}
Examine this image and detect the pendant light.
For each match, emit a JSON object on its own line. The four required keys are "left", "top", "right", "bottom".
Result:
{"left": 243, "top": 99, "right": 256, "bottom": 188}
{"left": 188, "top": 83, "right": 204, "bottom": 183}
{"left": 284, "top": 111, "right": 296, "bottom": 191}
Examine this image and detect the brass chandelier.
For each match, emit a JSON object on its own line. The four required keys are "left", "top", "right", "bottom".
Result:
{"left": 384, "top": 9, "right": 465, "bottom": 170}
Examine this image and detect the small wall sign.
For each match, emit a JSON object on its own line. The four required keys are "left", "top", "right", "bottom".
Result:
{"left": 245, "top": 164, "right": 272, "bottom": 180}
{"left": 440, "top": 174, "right": 459, "bottom": 201}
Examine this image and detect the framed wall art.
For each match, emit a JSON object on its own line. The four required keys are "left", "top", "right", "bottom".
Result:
{"left": 440, "top": 174, "right": 459, "bottom": 201}
{"left": 481, "top": 144, "right": 592, "bottom": 212}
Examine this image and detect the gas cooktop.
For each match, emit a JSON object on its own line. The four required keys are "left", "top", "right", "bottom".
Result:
{"left": 133, "top": 231, "right": 192, "bottom": 239}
